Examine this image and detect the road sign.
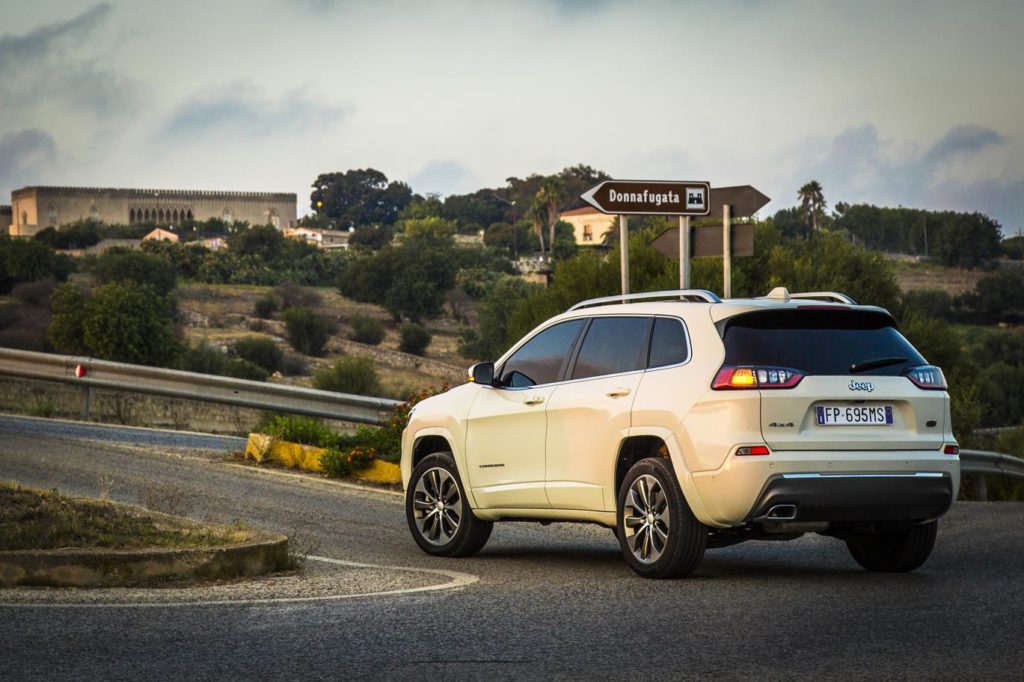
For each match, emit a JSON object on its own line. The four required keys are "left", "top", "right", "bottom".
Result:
{"left": 650, "top": 224, "right": 755, "bottom": 259}
{"left": 580, "top": 180, "right": 711, "bottom": 216}
{"left": 705, "top": 185, "right": 771, "bottom": 218}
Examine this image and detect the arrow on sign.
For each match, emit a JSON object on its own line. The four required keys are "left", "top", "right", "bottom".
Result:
{"left": 581, "top": 180, "right": 712, "bottom": 216}
{"left": 707, "top": 185, "right": 771, "bottom": 218}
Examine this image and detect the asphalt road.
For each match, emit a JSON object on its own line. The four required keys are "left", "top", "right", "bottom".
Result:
{"left": 1, "top": 414, "right": 1022, "bottom": 681}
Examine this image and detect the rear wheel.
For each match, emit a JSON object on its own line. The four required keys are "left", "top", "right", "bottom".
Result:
{"left": 617, "top": 458, "right": 706, "bottom": 579}
{"left": 845, "top": 520, "right": 938, "bottom": 573}
{"left": 406, "top": 452, "right": 492, "bottom": 557}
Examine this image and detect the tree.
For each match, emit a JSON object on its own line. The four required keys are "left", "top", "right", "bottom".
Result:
{"left": 227, "top": 224, "right": 285, "bottom": 260}
{"left": 282, "top": 307, "right": 333, "bottom": 356}
{"left": 49, "top": 282, "right": 180, "bottom": 366}
{"left": 91, "top": 249, "right": 178, "bottom": 295}
{"left": 536, "top": 177, "right": 567, "bottom": 257}
{"left": 399, "top": 322, "right": 431, "bottom": 355}
{"left": 458, "top": 276, "right": 537, "bottom": 360}
{"left": 0, "top": 236, "right": 75, "bottom": 293}
{"left": 797, "top": 180, "right": 827, "bottom": 232}
{"left": 310, "top": 168, "right": 413, "bottom": 227}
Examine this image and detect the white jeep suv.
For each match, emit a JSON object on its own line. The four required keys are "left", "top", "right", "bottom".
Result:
{"left": 401, "top": 288, "right": 960, "bottom": 578}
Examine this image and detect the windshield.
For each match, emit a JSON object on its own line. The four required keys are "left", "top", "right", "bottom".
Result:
{"left": 721, "top": 309, "right": 926, "bottom": 376}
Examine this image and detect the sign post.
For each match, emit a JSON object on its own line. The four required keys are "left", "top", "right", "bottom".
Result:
{"left": 723, "top": 204, "right": 732, "bottom": 299}
{"left": 581, "top": 180, "right": 711, "bottom": 295}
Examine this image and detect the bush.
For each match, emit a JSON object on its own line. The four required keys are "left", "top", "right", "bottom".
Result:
{"left": 222, "top": 357, "right": 269, "bottom": 382}
{"left": 262, "top": 415, "right": 338, "bottom": 448}
{"left": 179, "top": 341, "right": 228, "bottom": 375}
{"left": 399, "top": 322, "right": 431, "bottom": 355}
{"left": 233, "top": 336, "right": 283, "bottom": 374}
{"left": 282, "top": 307, "right": 333, "bottom": 356}
{"left": 253, "top": 294, "right": 281, "bottom": 319}
{"left": 312, "top": 356, "right": 381, "bottom": 396}
{"left": 281, "top": 353, "right": 308, "bottom": 376}
{"left": 349, "top": 314, "right": 386, "bottom": 345}
{"left": 274, "top": 282, "right": 321, "bottom": 310}
{"left": 320, "top": 446, "right": 376, "bottom": 478}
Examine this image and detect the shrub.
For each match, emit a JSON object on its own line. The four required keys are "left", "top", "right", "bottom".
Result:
{"left": 179, "top": 341, "right": 228, "bottom": 375}
{"left": 222, "top": 358, "right": 269, "bottom": 382}
{"left": 349, "top": 314, "right": 386, "bottom": 345}
{"left": 399, "top": 322, "right": 431, "bottom": 355}
{"left": 262, "top": 415, "right": 339, "bottom": 448}
{"left": 281, "top": 353, "right": 308, "bottom": 377}
{"left": 320, "top": 446, "right": 376, "bottom": 478}
{"left": 253, "top": 294, "right": 281, "bottom": 319}
{"left": 233, "top": 336, "right": 283, "bottom": 374}
{"left": 274, "top": 282, "right": 321, "bottom": 310}
{"left": 313, "top": 356, "right": 381, "bottom": 396}
{"left": 282, "top": 307, "right": 333, "bottom": 356}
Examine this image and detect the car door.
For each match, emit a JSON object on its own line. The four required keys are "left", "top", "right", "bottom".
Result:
{"left": 464, "top": 319, "right": 585, "bottom": 509}
{"left": 545, "top": 316, "right": 652, "bottom": 511}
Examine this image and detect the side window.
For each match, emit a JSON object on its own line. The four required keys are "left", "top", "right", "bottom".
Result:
{"left": 500, "top": 320, "right": 585, "bottom": 388}
{"left": 648, "top": 317, "right": 689, "bottom": 368}
{"left": 572, "top": 316, "right": 652, "bottom": 380}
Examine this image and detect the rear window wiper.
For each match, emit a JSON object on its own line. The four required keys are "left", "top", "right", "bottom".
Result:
{"left": 849, "top": 356, "right": 908, "bottom": 373}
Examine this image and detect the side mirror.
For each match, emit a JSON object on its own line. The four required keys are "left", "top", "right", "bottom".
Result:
{"left": 468, "top": 362, "right": 495, "bottom": 386}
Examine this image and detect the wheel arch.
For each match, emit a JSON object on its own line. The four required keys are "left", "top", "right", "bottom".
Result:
{"left": 402, "top": 427, "right": 479, "bottom": 509}
{"left": 613, "top": 428, "right": 717, "bottom": 527}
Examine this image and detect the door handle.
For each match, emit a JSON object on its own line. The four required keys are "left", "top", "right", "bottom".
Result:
{"left": 606, "top": 387, "right": 632, "bottom": 398}
{"left": 523, "top": 395, "right": 545, "bottom": 405}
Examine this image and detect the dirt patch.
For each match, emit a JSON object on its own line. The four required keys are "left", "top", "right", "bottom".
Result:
{"left": 893, "top": 262, "right": 984, "bottom": 295}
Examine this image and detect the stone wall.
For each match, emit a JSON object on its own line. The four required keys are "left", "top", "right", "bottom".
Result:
{"left": 9, "top": 186, "right": 297, "bottom": 237}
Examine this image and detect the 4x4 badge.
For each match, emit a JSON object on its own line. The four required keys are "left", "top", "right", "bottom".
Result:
{"left": 848, "top": 380, "right": 874, "bottom": 392}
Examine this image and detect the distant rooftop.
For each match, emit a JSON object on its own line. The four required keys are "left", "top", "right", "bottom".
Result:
{"left": 11, "top": 186, "right": 296, "bottom": 200}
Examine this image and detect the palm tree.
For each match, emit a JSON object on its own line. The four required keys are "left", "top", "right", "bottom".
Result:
{"left": 798, "top": 180, "right": 827, "bottom": 232}
{"left": 536, "top": 177, "right": 566, "bottom": 258}
{"left": 529, "top": 196, "right": 547, "bottom": 259}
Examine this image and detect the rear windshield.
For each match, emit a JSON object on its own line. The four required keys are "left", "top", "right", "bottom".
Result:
{"left": 721, "top": 309, "right": 926, "bottom": 376}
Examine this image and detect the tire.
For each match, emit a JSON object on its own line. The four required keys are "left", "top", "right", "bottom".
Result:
{"left": 845, "top": 520, "right": 938, "bottom": 573}
{"left": 406, "top": 452, "right": 492, "bottom": 557}
{"left": 616, "top": 458, "right": 706, "bottom": 579}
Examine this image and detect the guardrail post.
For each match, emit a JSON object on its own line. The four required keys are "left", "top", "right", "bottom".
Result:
{"left": 973, "top": 474, "right": 988, "bottom": 502}
{"left": 81, "top": 385, "right": 92, "bottom": 421}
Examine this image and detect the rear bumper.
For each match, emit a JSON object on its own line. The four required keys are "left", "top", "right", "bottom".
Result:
{"left": 743, "top": 472, "right": 954, "bottom": 523}
{"left": 689, "top": 449, "right": 960, "bottom": 528}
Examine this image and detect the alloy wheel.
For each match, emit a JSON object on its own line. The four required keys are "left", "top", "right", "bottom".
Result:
{"left": 623, "top": 474, "right": 670, "bottom": 563}
{"left": 412, "top": 467, "right": 463, "bottom": 545}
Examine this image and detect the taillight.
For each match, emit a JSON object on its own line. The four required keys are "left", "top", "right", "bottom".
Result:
{"left": 943, "top": 444, "right": 959, "bottom": 455}
{"left": 712, "top": 366, "right": 804, "bottom": 390}
{"left": 906, "top": 365, "right": 947, "bottom": 390}
{"left": 736, "top": 445, "right": 771, "bottom": 456}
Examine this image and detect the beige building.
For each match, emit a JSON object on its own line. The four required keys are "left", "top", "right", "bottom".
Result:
{"left": 8, "top": 186, "right": 297, "bottom": 238}
{"left": 285, "top": 227, "right": 352, "bottom": 250}
{"left": 559, "top": 206, "right": 615, "bottom": 246}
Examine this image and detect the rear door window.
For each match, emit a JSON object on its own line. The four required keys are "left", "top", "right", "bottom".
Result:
{"left": 721, "top": 309, "right": 925, "bottom": 376}
{"left": 500, "top": 319, "right": 585, "bottom": 387}
{"left": 571, "top": 317, "right": 652, "bottom": 380}
{"left": 648, "top": 317, "right": 689, "bottom": 368}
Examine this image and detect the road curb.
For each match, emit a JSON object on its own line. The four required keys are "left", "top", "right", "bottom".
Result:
{"left": 0, "top": 533, "right": 289, "bottom": 588}
{"left": 245, "top": 433, "right": 401, "bottom": 484}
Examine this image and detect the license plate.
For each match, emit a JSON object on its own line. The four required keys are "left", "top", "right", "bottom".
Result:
{"left": 816, "top": 405, "right": 894, "bottom": 426}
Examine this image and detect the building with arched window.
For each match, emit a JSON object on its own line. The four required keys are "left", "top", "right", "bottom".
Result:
{"left": 8, "top": 186, "right": 297, "bottom": 237}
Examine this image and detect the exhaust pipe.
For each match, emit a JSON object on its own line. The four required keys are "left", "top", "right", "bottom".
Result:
{"left": 763, "top": 504, "right": 798, "bottom": 521}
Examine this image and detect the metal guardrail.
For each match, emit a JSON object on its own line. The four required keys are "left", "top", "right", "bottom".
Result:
{"left": 0, "top": 348, "right": 402, "bottom": 425}
{"left": 960, "top": 449, "right": 1024, "bottom": 500}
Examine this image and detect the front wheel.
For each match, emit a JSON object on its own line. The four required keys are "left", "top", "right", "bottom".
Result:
{"left": 845, "top": 520, "right": 938, "bottom": 573}
{"left": 617, "top": 458, "right": 706, "bottom": 579}
{"left": 406, "top": 452, "right": 492, "bottom": 557}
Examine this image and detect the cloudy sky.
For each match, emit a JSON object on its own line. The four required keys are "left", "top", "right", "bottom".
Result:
{"left": 1, "top": 0, "right": 1022, "bottom": 229}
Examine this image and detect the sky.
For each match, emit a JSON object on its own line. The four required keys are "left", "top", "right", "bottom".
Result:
{"left": 1, "top": 0, "right": 1023, "bottom": 230}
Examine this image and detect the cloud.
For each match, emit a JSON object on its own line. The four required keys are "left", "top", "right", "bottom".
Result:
{"left": 161, "top": 85, "right": 346, "bottom": 140}
{"left": 0, "top": 4, "right": 112, "bottom": 72}
{"left": 785, "top": 123, "right": 1020, "bottom": 229}
{"left": 923, "top": 124, "right": 1005, "bottom": 167}
{"left": 409, "top": 160, "right": 478, "bottom": 196}
{"left": 0, "top": 129, "right": 57, "bottom": 190}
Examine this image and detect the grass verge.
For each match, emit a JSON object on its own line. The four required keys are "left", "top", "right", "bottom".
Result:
{"left": 0, "top": 481, "right": 246, "bottom": 551}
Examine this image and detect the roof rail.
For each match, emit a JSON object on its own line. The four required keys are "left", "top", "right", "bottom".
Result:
{"left": 568, "top": 289, "right": 722, "bottom": 312}
{"left": 790, "top": 291, "right": 857, "bottom": 304}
